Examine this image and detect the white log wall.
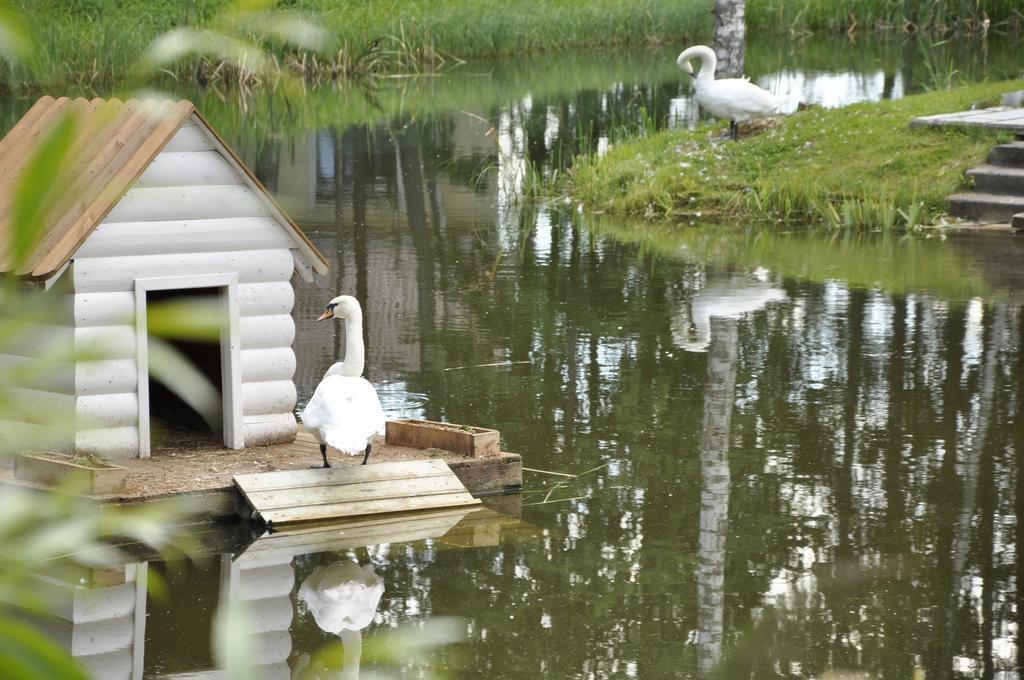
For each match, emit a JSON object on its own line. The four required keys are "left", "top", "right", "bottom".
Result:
{"left": 241, "top": 348, "right": 296, "bottom": 383}
{"left": 136, "top": 150, "right": 238, "bottom": 187}
{"left": 76, "top": 218, "right": 293, "bottom": 258}
{"left": 62, "top": 122, "right": 301, "bottom": 458}
{"left": 33, "top": 613, "right": 135, "bottom": 658}
{"left": 0, "top": 380, "right": 75, "bottom": 410}
{"left": 72, "top": 249, "right": 294, "bottom": 294}
{"left": 27, "top": 567, "right": 141, "bottom": 680}
{"left": 0, "top": 288, "right": 76, "bottom": 457}
{"left": 231, "top": 555, "right": 294, "bottom": 678}
{"left": 162, "top": 123, "right": 213, "bottom": 152}
{"left": 0, "top": 354, "right": 74, "bottom": 393}
{"left": 0, "top": 418, "right": 73, "bottom": 454}
{"left": 104, "top": 186, "right": 270, "bottom": 223}
{"left": 1, "top": 321, "right": 74, "bottom": 358}
{"left": 244, "top": 413, "right": 300, "bottom": 447}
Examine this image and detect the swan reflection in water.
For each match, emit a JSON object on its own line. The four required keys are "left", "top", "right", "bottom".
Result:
{"left": 672, "top": 269, "right": 787, "bottom": 352}
{"left": 294, "top": 560, "right": 385, "bottom": 679}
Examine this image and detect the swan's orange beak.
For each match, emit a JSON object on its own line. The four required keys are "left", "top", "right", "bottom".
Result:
{"left": 316, "top": 308, "right": 334, "bottom": 321}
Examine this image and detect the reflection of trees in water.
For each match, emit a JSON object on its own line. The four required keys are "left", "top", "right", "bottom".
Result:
{"left": 1016, "top": 307, "right": 1024, "bottom": 678}
{"left": 937, "top": 303, "right": 1009, "bottom": 680}
{"left": 519, "top": 82, "right": 681, "bottom": 171}
{"left": 412, "top": 227, "right": 1024, "bottom": 677}
{"left": 697, "top": 317, "right": 737, "bottom": 675}
{"left": 248, "top": 110, "right": 1023, "bottom": 676}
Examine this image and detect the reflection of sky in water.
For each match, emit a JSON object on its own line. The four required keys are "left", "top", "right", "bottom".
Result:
{"left": 759, "top": 69, "right": 904, "bottom": 110}
{"left": 296, "top": 380, "right": 428, "bottom": 420}
{"left": 963, "top": 297, "right": 985, "bottom": 369}
{"left": 669, "top": 68, "right": 907, "bottom": 128}
{"left": 373, "top": 381, "right": 428, "bottom": 420}
{"left": 531, "top": 208, "right": 553, "bottom": 260}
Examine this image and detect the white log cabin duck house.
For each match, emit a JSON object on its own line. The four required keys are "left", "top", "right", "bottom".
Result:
{"left": 0, "top": 96, "right": 329, "bottom": 459}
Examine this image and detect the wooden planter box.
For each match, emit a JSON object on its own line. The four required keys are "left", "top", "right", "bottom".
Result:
{"left": 385, "top": 420, "right": 500, "bottom": 458}
{"left": 15, "top": 452, "right": 128, "bottom": 495}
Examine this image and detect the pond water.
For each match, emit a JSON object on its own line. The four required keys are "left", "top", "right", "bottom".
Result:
{"left": 17, "top": 33, "right": 1024, "bottom": 678}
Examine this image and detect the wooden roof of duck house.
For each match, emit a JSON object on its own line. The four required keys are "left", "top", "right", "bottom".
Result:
{"left": 0, "top": 96, "right": 329, "bottom": 282}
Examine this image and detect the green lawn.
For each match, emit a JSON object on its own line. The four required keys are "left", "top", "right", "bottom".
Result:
{"left": 568, "top": 80, "right": 1024, "bottom": 230}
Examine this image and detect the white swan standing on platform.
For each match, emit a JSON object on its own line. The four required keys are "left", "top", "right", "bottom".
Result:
{"left": 301, "top": 295, "right": 385, "bottom": 468}
{"left": 299, "top": 561, "right": 385, "bottom": 680}
{"left": 676, "top": 45, "right": 784, "bottom": 139}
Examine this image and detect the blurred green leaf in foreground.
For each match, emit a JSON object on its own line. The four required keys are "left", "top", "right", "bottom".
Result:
{"left": 0, "top": 5, "right": 202, "bottom": 678}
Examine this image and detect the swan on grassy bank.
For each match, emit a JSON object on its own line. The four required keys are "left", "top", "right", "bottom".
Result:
{"left": 300, "top": 295, "right": 385, "bottom": 468}
{"left": 677, "top": 45, "right": 785, "bottom": 139}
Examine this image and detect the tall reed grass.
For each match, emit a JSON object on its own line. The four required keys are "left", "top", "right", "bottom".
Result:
{"left": 11, "top": 0, "right": 1021, "bottom": 92}
{"left": 5, "top": 0, "right": 707, "bottom": 90}
{"left": 748, "top": 0, "right": 1024, "bottom": 34}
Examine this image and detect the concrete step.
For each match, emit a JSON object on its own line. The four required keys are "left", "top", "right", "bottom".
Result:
{"left": 966, "top": 164, "right": 1024, "bottom": 194}
{"left": 988, "top": 142, "right": 1024, "bottom": 167}
{"left": 948, "top": 192, "right": 1024, "bottom": 223}
{"left": 1013, "top": 212, "right": 1024, "bottom": 231}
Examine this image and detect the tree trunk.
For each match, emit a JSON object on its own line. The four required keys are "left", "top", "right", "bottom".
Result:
{"left": 712, "top": 0, "right": 746, "bottom": 79}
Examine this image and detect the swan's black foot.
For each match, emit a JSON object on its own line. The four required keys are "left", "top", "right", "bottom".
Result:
{"left": 729, "top": 121, "right": 739, "bottom": 140}
{"left": 316, "top": 443, "right": 331, "bottom": 469}
{"left": 362, "top": 443, "right": 371, "bottom": 465}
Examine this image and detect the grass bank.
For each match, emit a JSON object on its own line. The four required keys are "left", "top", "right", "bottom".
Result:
{"left": 567, "top": 80, "right": 1024, "bottom": 231}
{"left": 7, "top": 1, "right": 1022, "bottom": 90}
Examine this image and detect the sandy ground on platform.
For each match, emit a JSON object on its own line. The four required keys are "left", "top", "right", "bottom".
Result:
{"left": 3, "top": 431, "right": 518, "bottom": 501}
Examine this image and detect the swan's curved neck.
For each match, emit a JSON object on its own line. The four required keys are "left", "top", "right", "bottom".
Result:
{"left": 337, "top": 309, "right": 365, "bottom": 377}
{"left": 693, "top": 46, "right": 717, "bottom": 82}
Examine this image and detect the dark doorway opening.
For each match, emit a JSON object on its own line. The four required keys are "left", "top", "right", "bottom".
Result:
{"left": 147, "top": 287, "right": 223, "bottom": 452}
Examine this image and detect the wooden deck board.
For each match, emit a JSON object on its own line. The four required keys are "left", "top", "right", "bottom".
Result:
{"left": 911, "top": 107, "right": 1024, "bottom": 133}
{"left": 243, "top": 473, "right": 467, "bottom": 511}
{"left": 256, "top": 494, "right": 481, "bottom": 526}
{"left": 234, "top": 459, "right": 452, "bottom": 492}
{"left": 235, "top": 460, "right": 481, "bottom": 526}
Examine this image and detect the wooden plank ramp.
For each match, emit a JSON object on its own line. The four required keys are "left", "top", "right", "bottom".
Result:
{"left": 233, "top": 459, "right": 481, "bottom": 527}
{"left": 911, "top": 107, "right": 1024, "bottom": 134}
